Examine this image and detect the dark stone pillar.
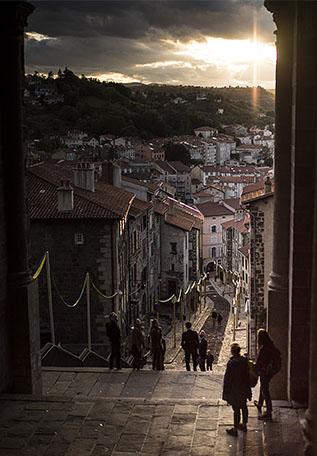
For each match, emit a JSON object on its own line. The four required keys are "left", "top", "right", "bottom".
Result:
{"left": 302, "top": 181, "right": 317, "bottom": 455}
{"left": 288, "top": 1, "right": 317, "bottom": 404}
{"left": 264, "top": 1, "right": 295, "bottom": 399}
{"left": 0, "top": 2, "right": 41, "bottom": 394}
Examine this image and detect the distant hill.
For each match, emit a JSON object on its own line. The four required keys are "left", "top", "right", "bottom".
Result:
{"left": 25, "top": 68, "right": 275, "bottom": 141}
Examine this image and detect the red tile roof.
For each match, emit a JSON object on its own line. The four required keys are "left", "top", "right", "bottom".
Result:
{"left": 239, "top": 244, "right": 250, "bottom": 257}
{"left": 129, "top": 198, "right": 152, "bottom": 217}
{"left": 27, "top": 163, "right": 134, "bottom": 220}
{"left": 153, "top": 196, "right": 203, "bottom": 231}
{"left": 195, "top": 201, "right": 234, "bottom": 217}
{"left": 223, "top": 198, "right": 242, "bottom": 211}
{"left": 222, "top": 216, "right": 250, "bottom": 233}
{"left": 168, "top": 161, "right": 191, "bottom": 173}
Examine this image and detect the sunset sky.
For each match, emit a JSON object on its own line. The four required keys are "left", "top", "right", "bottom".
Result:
{"left": 25, "top": 1, "right": 276, "bottom": 88}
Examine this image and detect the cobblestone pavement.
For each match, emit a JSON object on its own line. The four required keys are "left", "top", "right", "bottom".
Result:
{"left": 0, "top": 369, "right": 305, "bottom": 456}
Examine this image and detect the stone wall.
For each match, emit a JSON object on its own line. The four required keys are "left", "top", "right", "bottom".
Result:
{"left": 30, "top": 220, "right": 114, "bottom": 348}
{"left": 248, "top": 196, "right": 273, "bottom": 358}
{"left": 160, "top": 223, "right": 186, "bottom": 299}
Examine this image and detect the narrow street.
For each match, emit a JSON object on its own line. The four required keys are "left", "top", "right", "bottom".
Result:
{"left": 167, "top": 281, "right": 231, "bottom": 370}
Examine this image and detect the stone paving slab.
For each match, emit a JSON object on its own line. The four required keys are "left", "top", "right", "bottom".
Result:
{"left": 0, "top": 369, "right": 306, "bottom": 456}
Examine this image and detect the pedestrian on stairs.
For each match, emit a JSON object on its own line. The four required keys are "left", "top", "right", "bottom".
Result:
{"left": 106, "top": 312, "right": 121, "bottom": 370}
{"left": 223, "top": 342, "right": 252, "bottom": 436}
{"left": 199, "top": 330, "right": 207, "bottom": 371}
{"left": 149, "top": 318, "right": 163, "bottom": 370}
{"left": 131, "top": 319, "right": 145, "bottom": 370}
{"left": 211, "top": 310, "right": 217, "bottom": 329}
{"left": 254, "top": 329, "right": 281, "bottom": 421}
{"left": 206, "top": 350, "right": 214, "bottom": 371}
{"left": 181, "top": 321, "right": 199, "bottom": 371}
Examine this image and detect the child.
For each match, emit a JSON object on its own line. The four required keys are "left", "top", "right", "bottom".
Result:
{"left": 206, "top": 350, "right": 214, "bottom": 371}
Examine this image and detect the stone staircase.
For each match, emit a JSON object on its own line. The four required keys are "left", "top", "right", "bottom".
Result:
{"left": 0, "top": 369, "right": 305, "bottom": 455}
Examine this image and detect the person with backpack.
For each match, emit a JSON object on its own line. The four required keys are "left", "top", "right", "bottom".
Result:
{"left": 254, "top": 329, "right": 281, "bottom": 421}
{"left": 223, "top": 342, "right": 252, "bottom": 436}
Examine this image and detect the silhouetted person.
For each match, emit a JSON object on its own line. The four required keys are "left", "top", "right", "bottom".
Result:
{"left": 199, "top": 330, "right": 207, "bottom": 371}
{"left": 255, "top": 329, "right": 280, "bottom": 421}
{"left": 211, "top": 310, "right": 217, "bottom": 329}
{"left": 223, "top": 342, "right": 251, "bottom": 436}
{"left": 106, "top": 312, "right": 121, "bottom": 370}
{"left": 217, "top": 313, "right": 223, "bottom": 327}
{"left": 181, "top": 321, "right": 199, "bottom": 371}
{"left": 131, "top": 318, "right": 145, "bottom": 370}
{"left": 206, "top": 350, "right": 214, "bottom": 371}
{"left": 149, "top": 318, "right": 163, "bottom": 370}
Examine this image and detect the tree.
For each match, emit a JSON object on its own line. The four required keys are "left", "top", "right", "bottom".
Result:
{"left": 164, "top": 142, "right": 191, "bottom": 164}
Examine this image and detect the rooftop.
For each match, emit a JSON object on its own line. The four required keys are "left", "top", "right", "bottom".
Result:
{"left": 27, "top": 163, "right": 134, "bottom": 220}
{"left": 195, "top": 201, "right": 234, "bottom": 217}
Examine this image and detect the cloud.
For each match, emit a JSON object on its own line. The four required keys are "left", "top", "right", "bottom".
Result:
{"left": 25, "top": 1, "right": 276, "bottom": 87}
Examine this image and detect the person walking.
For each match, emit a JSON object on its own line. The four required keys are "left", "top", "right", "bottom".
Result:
{"left": 223, "top": 342, "right": 252, "bottom": 436}
{"left": 149, "top": 318, "right": 163, "bottom": 370}
{"left": 181, "top": 321, "right": 199, "bottom": 371}
{"left": 106, "top": 312, "right": 121, "bottom": 370}
{"left": 199, "top": 330, "right": 208, "bottom": 371}
{"left": 206, "top": 350, "right": 214, "bottom": 371}
{"left": 131, "top": 318, "right": 145, "bottom": 370}
{"left": 211, "top": 310, "right": 217, "bottom": 329}
{"left": 254, "top": 329, "right": 281, "bottom": 421}
{"left": 217, "top": 313, "right": 223, "bottom": 327}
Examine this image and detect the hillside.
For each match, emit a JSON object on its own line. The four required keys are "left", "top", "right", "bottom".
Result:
{"left": 25, "top": 68, "right": 275, "bottom": 141}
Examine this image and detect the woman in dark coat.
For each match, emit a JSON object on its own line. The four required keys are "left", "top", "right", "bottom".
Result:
{"left": 223, "top": 342, "right": 252, "bottom": 436}
{"left": 131, "top": 319, "right": 145, "bottom": 370}
{"left": 149, "top": 319, "right": 163, "bottom": 370}
{"left": 254, "top": 329, "right": 276, "bottom": 420}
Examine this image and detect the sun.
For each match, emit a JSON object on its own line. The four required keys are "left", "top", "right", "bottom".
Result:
{"left": 173, "top": 37, "right": 275, "bottom": 70}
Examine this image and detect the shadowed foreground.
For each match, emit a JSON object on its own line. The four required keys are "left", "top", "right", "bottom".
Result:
{"left": 0, "top": 369, "right": 305, "bottom": 455}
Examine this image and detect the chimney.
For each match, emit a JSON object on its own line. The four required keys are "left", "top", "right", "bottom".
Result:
{"left": 73, "top": 162, "right": 95, "bottom": 192}
{"left": 264, "top": 176, "right": 272, "bottom": 194}
{"left": 57, "top": 180, "right": 74, "bottom": 211}
{"left": 101, "top": 161, "right": 121, "bottom": 187}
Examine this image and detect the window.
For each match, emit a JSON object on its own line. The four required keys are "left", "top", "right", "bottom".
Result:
{"left": 171, "top": 263, "right": 175, "bottom": 272}
{"left": 133, "top": 263, "right": 137, "bottom": 284}
{"left": 141, "top": 215, "right": 147, "bottom": 231}
{"left": 133, "top": 231, "right": 137, "bottom": 252}
{"left": 170, "top": 242, "right": 177, "bottom": 254}
{"left": 211, "top": 225, "right": 217, "bottom": 233}
{"left": 211, "top": 247, "right": 217, "bottom": 258}
{"left": 74, "top": 233, "right": 84, "bottom": 245}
